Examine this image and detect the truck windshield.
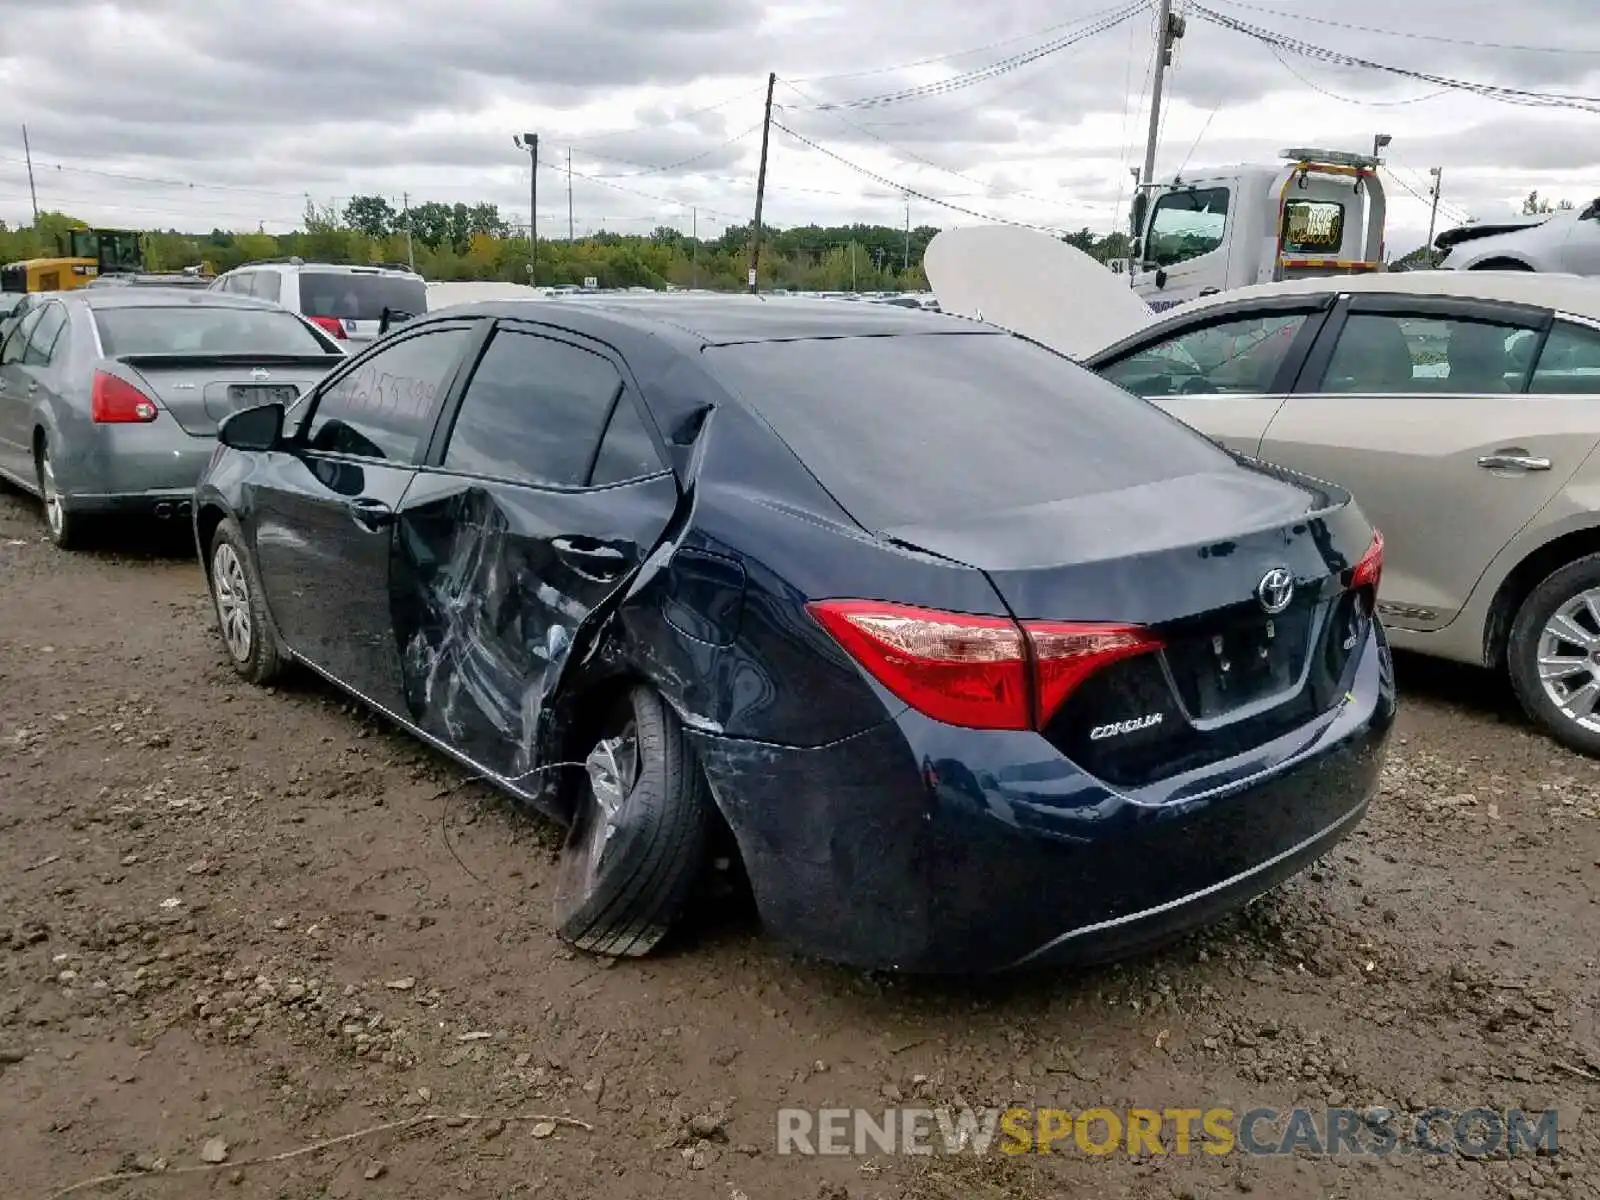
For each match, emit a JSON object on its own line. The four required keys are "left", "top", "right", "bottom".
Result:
{"left": 1146, "top": 187, "right": 1229, "bottom": 267}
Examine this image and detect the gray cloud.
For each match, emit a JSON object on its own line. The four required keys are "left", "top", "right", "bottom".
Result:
{"left": 2, "top": 0, "right": 1599, "bottom": 237}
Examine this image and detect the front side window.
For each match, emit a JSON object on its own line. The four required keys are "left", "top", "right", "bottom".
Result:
{"left": 1317, "top": 312, "right": 1530, "bottom": 394}
{"left": 443, "top": 331, "right": 625, "bottom": 487}
{"left": 305, "top": 327, "right": 471, "bottom": 463}
{"left": 1098, "top": 312, "right": 1308, "bottom": 398}
{"left": 1145, "top": 187, "right": 1230, "bottom": 268}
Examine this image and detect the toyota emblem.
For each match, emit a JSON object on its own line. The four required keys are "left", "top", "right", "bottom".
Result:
{"left": 1257, "top": 567, "right": 1295, "bottom": 614}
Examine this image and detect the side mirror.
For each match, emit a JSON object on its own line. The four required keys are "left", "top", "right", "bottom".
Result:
{"left": 1154, "top": 268, "right": 1169, "bottom": 289}
{"left": 1581, "top": 198, "right": 1600, "bottom": 221}
{"left": 218, "top": 401, "right": 285, "bottom": 452}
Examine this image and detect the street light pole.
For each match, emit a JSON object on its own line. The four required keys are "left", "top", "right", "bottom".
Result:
{"left": 514, "top": 133, "right": 538, "bottom": 284}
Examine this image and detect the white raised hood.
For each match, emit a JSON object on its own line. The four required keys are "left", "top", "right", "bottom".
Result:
{"left": 924, "top": 225, "right": 1157, "bottom": 359}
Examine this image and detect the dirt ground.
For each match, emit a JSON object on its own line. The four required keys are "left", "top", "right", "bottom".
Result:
{"left": 1, "top": 485, "right": 1597, "bottom": 1200}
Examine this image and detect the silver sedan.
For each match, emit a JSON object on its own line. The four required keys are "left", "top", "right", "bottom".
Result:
{"left": 0, "top": 288, "right": 345, "bottom": 548}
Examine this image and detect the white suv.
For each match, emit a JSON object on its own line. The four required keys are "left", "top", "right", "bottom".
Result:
{"left": 208, "top": 259, "right": 426, "bottom": 346}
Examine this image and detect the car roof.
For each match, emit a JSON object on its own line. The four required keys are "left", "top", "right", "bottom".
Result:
{"left": 424, "top": 293, "right": 968, "bottom": 345}
{"left": 1178, "top": 270, "right": 1600, "bottom": 323}
{"left": 75, "top": 288, "right": 286, "bottom": 311}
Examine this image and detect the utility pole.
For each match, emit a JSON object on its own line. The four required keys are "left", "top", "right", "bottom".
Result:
{"left": 691, "top": 207, "right": 699, "bottom": 290}
{"left": 748, "top": 72, "right": 776, "bottom": 294}
{"left": 851, "top": 241, "right": 857, "bottom": 292}
{"left": 1138, "top": 0, "right": 1184, "bottom": 221}
{"left": 902, "top": 195, "right": 910, "bottom": 274}
{"left": 21, "top": 124, "right": 39, "bottom": 223}
{"left": 402, "top": 192, "right": 415, "bottom": 272}
{"left": 514, "top": 133, "right": 538, "bottom": 283}
{"left": 566, "top": 146, "right": 574, "bottom": 242}
{"left": 1426, "top": 167, "right": 1443, "bottom": 267}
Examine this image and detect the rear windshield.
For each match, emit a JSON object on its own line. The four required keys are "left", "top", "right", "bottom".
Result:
{"left": 94, "top": 306, "right": 332, "bottom": 356}
{"left": 702, "top": 332, "right": 1231, "bottom": 530}
{"left": 298, "top": 271, "right": 427, "bottom": 321}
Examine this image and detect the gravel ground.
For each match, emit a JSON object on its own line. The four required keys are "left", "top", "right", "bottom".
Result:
{"left": 1, "top": 485, "right": 1597, "bottom": 1200}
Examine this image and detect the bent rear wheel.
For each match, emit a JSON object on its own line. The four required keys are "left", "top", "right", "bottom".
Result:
{"left": 1507, "top": 553, "right": 1600, "bottom": 757}
{"left": 552, "top": 685, "right": 712, "bottom": 957}
{"left": 207, "top": 516, "right": 287, "bottom": 684}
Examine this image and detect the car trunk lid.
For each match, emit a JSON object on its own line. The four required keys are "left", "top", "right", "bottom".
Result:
{"left": 116, "top": 353, "right": 344, "bottom": 436}
{"left": 881, "top": 463, "right": 1380, "bottom": 787}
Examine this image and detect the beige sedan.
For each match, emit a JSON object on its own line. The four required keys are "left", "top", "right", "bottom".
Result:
{"left": 1082, "top": 271, "right": 1600, "bottom": 755}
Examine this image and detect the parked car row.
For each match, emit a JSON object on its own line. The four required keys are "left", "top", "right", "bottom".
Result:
{"left": 21, "top": 254, "right": 1595, "bottom": 973}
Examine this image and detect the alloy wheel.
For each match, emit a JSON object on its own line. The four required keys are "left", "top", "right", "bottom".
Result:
{"left": 38, "top": 449, "right": 63, "bottom": 540}
{"left": 211, "top": 542, "right": 254, "bottom": 663}
{"left": 1535, "top": 587, "right": 1600, "bottom": 734}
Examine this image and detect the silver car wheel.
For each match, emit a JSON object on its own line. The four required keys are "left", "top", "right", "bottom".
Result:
{"left": 39, "top": 448, "right": 63, "bottom": 539}
{"left": 1535, "top": 587, "right": 1600, "bottom": 733}
{"left": 211, "top": 542, "right": 254, "bottom": 664}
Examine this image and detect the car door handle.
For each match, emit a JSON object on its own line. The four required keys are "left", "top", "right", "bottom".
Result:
{"left": 348, "top": 497, "right": 395, "bottom": 530}
{"left": 552, "top": 536, "right": 628, "bottom": 580}
{"left": 1478, "top": 453, "right": 1552, "bottom": 471}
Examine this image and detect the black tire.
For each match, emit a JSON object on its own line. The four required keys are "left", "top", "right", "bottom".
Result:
{"left": 206, "top": 516, "right": 288, "bottom": 684}
{"left": 553, "top": 685, "right": 712, "bottom": 957}
{"left": 1507, "top": 553, "right": 1600, "bottom": 757}
{"left": 36, "top": 437, "right": 86, "bottom": 550}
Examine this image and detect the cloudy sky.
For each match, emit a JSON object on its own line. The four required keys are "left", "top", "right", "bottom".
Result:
{"left": 1, "top": 0, "right": 1597, "bottom": 252}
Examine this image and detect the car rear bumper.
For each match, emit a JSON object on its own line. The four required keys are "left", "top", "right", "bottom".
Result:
{"left": 55, "top": 422, "right": 214, "bottom": 508}
{"left": 691, "top": 621, "right": 1395, "bottom": 974}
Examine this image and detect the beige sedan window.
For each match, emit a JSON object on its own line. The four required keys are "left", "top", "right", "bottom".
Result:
{"left": 1320, "top": 313, "right": 1530, "bottom": 394}
{"left": 1099, "top": 313, "right": 1307, "bottom": 398}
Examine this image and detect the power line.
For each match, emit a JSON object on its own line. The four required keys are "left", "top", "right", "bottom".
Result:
{"left": 1265, "top": 44, "right": 1451, "bottom": 106}
{"left": 537, "top": 156, "right": 746, "bottom": 223}
{"left": 776, "top": 78, "right": 1064, "bottom": 211}
{"left": 1193, "top": 5, "right": 1600, "bottom": 113}
{"left": 771, "top": 121, "right": 1066, "bottom": 234}
{"left": 558, "top": 82, "right": 769, "bottom": 145}
{"left": 788, "top": 3, "right": 1153, "bottom": 83}
{"left": 797, "top": 2, "right": 1149, "bottom": 111}
{"left": 1210, "top": 0, "right": 1600, "bottom": 56}
{"left": 576, "top": 123, "right": 763, "bottom": 178}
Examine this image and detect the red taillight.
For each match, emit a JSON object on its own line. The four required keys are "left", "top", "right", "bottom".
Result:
{"left": 807, "top": 600, "right": 1162, "bottom": 731}
{"left": 91, "top": 371, "right": 159, "bottom": 423}
{"left": 1350, "top": 528, "right": 1383, "bottom": 595}
{"left": 308, "top": 315, "right": 347, "bottom": 339}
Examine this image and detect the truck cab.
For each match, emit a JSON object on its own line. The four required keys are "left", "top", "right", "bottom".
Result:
{"left": 1130, "top": 148, "right": 1387, "bottom": 311}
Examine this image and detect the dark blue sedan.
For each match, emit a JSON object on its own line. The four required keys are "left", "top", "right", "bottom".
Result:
{"left": 193, "top": 295, "right": 1394, "bottom": 973}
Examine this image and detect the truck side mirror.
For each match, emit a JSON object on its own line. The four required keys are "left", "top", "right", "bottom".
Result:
{"left": 1130, "top": 193, "right": 1148, "bottom": 239}
{"left": 1154, "top": 268, "right": 1169, "bottom": 289}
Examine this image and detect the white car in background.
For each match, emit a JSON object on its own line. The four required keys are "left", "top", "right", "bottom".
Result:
{"left": 209, "top": 259, "right": 427, "bottom": 345}
{"left": 1437, "top": 198, "right": 1600, "bottom": 274}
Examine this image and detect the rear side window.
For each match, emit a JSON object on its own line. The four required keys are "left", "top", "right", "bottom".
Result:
{"left": 443, "top": 331, "right": 624, "bottom": 487}
{"left": 252, "top": 272, "right": 282, "bottom": 303}
{"left": 1530, "top": 321, "right": 1600, "bottom": 394}
{"left": 299, "top": 271, "right": 427, "bottom": 321}
{"left": 1098, "top": 312, "right": 1309, "bottom": 398}
{"left": 1, "top": 307, "right": 42, "bottom": 365}
{"left": 1316, "top": 312, "right": 1529, "bottom": 394}
{"left": 23, "top": 304, "right": 68, "bottom": 366}
{"left": 590, "top": 398, "right": 663, "bottom": 486}
{"left": 702, "top": 332, "right": 1231, "bottom": 530}
{"left": 94, "top": 306, "right": 331, "bottom": 356}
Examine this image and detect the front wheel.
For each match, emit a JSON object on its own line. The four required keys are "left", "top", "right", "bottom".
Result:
{"left": 1507, "top": 553, "right": 1600, "bottom": 756}
{"left": 207, "top": 516, "right": 287, "bottom": 684}
{"left": 552, "top": 685, "right": 712, "bottom": 957}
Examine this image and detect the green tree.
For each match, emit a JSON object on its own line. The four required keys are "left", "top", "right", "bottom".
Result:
{"left": 343, "top": 194, "right": 396, "bottom": 239}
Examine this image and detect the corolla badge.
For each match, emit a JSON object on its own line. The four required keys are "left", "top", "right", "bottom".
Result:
{"left": 1257, "top": 567, "right": 1295, "bottom": 614}
{"left": 250, "top": 367, "right": 271, "bottom": 381}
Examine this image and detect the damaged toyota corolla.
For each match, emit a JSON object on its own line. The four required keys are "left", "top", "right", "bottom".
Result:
{"left": 193, "top": 295, "right": 1395, "bottom": 973}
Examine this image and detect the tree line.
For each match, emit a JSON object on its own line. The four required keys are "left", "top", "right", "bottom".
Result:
{"left": 0, "top": 196, "right": 1132, "bottom": 292}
